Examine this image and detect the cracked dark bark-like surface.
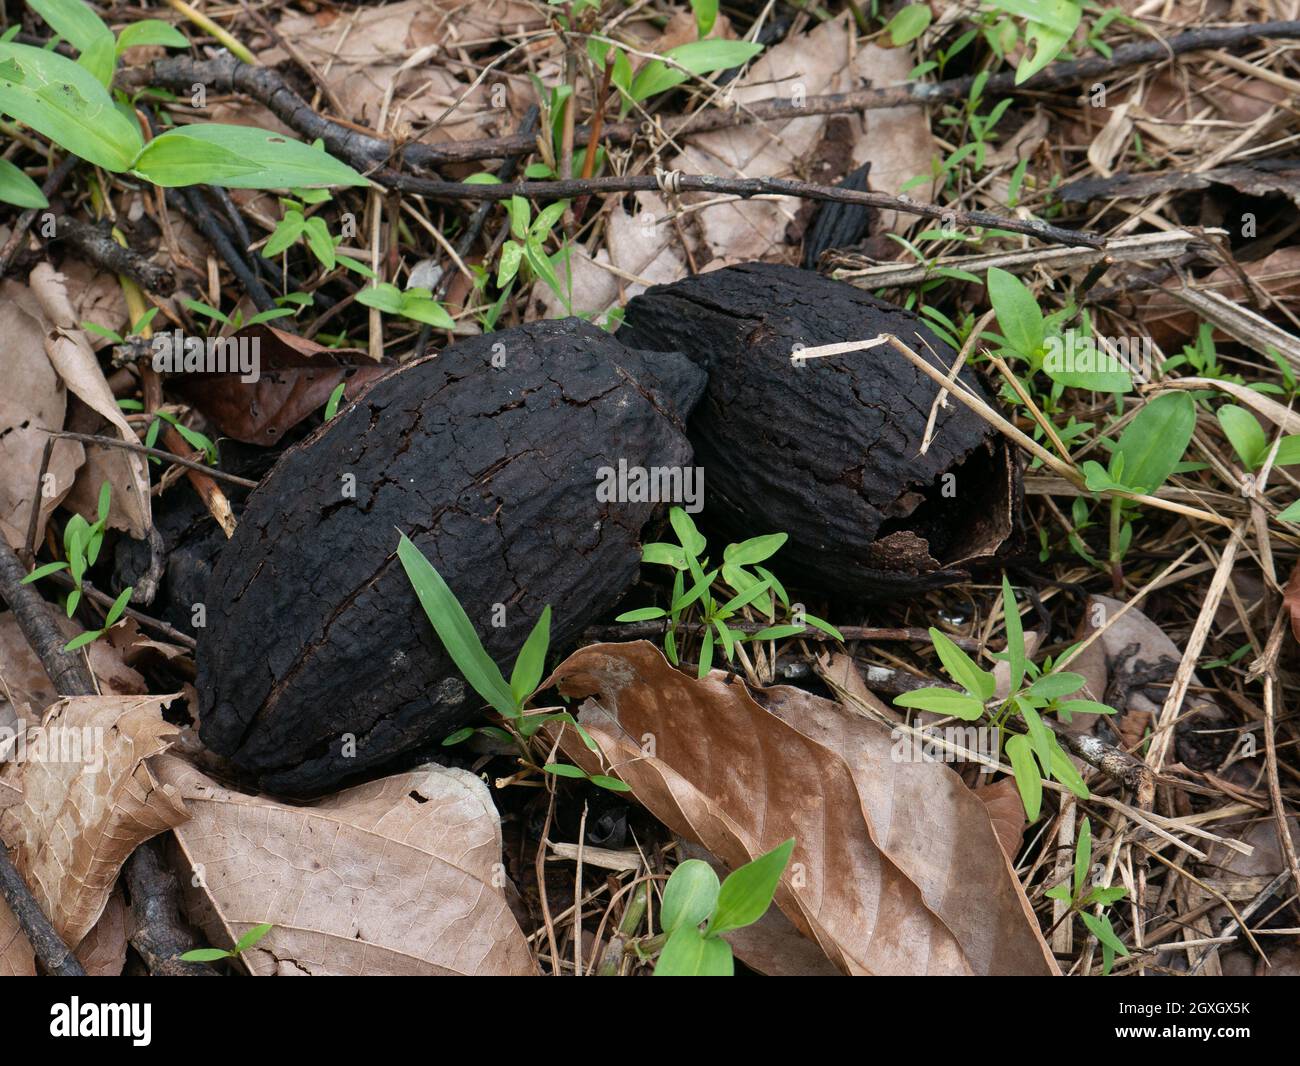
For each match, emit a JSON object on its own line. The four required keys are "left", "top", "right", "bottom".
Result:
{"left": 619, "top": 262, "right": 1016, "bottom": 599}
{"left": 197, "top": 320, "right": 705, "bottom": 796}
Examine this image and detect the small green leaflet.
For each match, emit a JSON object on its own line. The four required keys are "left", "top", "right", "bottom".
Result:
{"left": 629, "top": 39, "right": 764, "bottom": 103}
{"left": 132, "top": 124, "right": 369, "bottom": 189}
{"left": 886, "top": 3, "right": 932, "bottom": 45}
{"left": 929, "top": 627, "right": 995, "bottom": 700}
{"left": 893, "top": 686, "right": 985, "bottom": 721}
{"left": 115, "top": 19, "right": 190, "bottom": 55}
{"left": 1005, "top": 734, "right": 1041, "bottom": 820}
{"left": 707, "top": 838, "right": 794, "bottom": 937}
{"left": 660, "top": 859, "right": 719, "bottom": 933}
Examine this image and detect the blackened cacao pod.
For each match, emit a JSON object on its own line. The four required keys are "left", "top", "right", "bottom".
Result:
{"left": 619, "top": 262, "right": 1017, "bottom": 598}
{"left": 197, "top": 320, "right": 705, "bottom": 795}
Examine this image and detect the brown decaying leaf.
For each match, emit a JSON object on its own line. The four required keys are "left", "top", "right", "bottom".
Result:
{"left": 152, "top": 755, "right": 536, "bottom": 976}
{"left": 1283, "top": 559, "right": 1300, "bottom": 646}
{"left": 74, "top": 885, "right": 130, "bottom": 977}
{"left": 0, "top": 694, "right": 187, "bottom": 974}
{"left": 546, "top": 642, "right": 1058, "bottom": 976}
{"left": 27, "top": 264, "right": 152, "bottom": 538}
{"left": 975, "top": 777, "right": 1028, "bottom": 861}
{"left": 0, "top": 280, "right": 83, "bottom": 551}
{"left": 166, "top": 324, "right": 389, "bottom": 446}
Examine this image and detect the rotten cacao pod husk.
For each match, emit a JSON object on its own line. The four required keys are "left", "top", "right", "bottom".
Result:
{"left": 618, "top": 262, "right": 1018, "bottom": 599}
{"left": 197, "top": 319, "right": 706, "bottom": 796}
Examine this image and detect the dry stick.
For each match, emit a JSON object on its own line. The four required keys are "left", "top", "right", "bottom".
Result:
{"left": 42, "top": 430, "right": 258, "bottom": 489}
{"left": 379, "top": 171, "right": 1103, "bottom": 248}
{"left": 21, "top": 437, "right": 56, "bottom": 566}
{"left": 52, "top": 216, "right": 175, "bottom": 295}
{"left": 133, "top": 21, "right": 1300, "bottom": 170}
{"left": 583, "top": 619, "right": 984, "bottom": 650}
{"left": 0, "top": 538, "right": 89, "bottom": 975}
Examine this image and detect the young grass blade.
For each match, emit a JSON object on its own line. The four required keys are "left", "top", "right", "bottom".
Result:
{"left": 929, "top": 627, "right": 995, "bottom": 700}
{"left": 1001, "top": 575, "right": 1026, "bottom": 692}
{"left": 396, "top": 533, "right": 515, "bottom": 718}
{"left": 509, "top": 605, "right": 551, "bottom": 706}
{"left": 707, "top": 838, "right": 794, "bottom": 937}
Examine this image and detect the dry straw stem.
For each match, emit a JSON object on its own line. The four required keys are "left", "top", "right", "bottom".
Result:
{"left": 806, "top": 335, "right": 1234, "bottom": 528}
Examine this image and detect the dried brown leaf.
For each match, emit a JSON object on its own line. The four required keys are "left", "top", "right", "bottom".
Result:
{"left": 547, "top": 641, "right": 1058, "bottom": 976}
{"left": 153, "top": 755, "right": 535, "bottom": 976}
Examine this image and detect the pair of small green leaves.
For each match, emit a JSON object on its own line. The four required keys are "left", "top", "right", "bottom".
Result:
{"left": 497, "top": 196, "right": 566, "bottom": 300}
{"left": 21, "top": 480, "right": 110, "bottom": 616}
{"left": 0, "top": 41, "right": 367, "bottom": 187}
{"left": 1043, "top": 818, "right": 1129, "bottom": 973}
{"left": 1080, "top": 392, "right": 1197, "bottom": 499}
{"left": 1216, "top": 404, "right": 1300, "bottom": 473}
{"left": 885, "top": 4, "right": 933, "bottom": 46}
{"left": 986, "top": 267, "right": 1131, "bottom": 392}
{"left": 263, "top": 202, "right": 338, "bottom": 270}
{"left": 989, "top": 0, "right": 1082, "bottom": 84}
{"left": 653, "top": 838, "right": 794, "bottom": 976}
{"left": 179, "top": 922, "right": 274, "bottom": 964}
{"left": 894, "top": 625, "right": 995, "bottom": 722}
{"left": 356, "top": 282, "right": 455, "bottom": 329}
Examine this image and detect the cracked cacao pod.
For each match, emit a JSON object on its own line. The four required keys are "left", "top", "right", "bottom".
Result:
{"left": 619, "top": 262, "right": 1018, "bottom": 598}
{"left": 197, "top": 319, "right": 705, "bottom": 795}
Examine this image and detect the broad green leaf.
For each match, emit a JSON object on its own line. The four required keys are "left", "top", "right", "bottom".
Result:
{"left": 589, "top": 774, "right": 630, "bottom": 792}
{"left": 509, "top": 605, "right": 551, "bottom": 706}
{"left": 690, "top": 0, "right": 719, "bottom": 37}
{"left": 1074, "top": 816, "right": 1092, "bottom": 897}
{"left": 0, "top": 42, "right": 142, "bottom": 171}
{"left": 669, "top": 506, "right": 707, "bottom": 557}
{"left": 660, "top": 859, "right": 719, "bottom": 933}
{"left": 708, "top": 838, "right": 794, "bottom": 936}
{"left": 1026, "top": 671, "right": 1084, "bottom": 700}
{"left": 115, "top": 19, "right": 190, "bottom": 54}
{"left": 1274, "top": 435, "right": 1300, "bottom": 466}
{"left": 886, "top": 3, "right": 932, "bottom": 45}
{"left": 630, "top": 39, "right": 764, "bottom": 102}
{"left": 1216, "top": 404, "right": 1267, "bottom": 469}
{"left": 1112, "top": 392, "right": 1196, "bottom": 494}
{"left": 1005, "top": 734, "right": 1042, "bottom": 820}
{"left": 986, "top": 266, "right": 1043, "bottom": 360}
{"left": 723, "top": 532, "right": 786, "bottom": 566}
{"left": 930, "top": 627, "right": 995, "bottom": 700}
{"left": 1042, "top": 331, "right": 1134, "bottom": 393}
{"left": 0, "top": 157, "right": 47, "bottom": 207}
{"left": 355, "top": 282, "right": 404, "bottom": 314}
{"left": 654, "top": 925, "right": 733, "bottom": 976}
{"left": 1080, "top": 911, "right": 1128, "bottom": 956}
{"left": 396, "top": 533, "right": 515, "bottom": 718}
{"left": 234, "top": 922, "right": 274, "bottom": 954}
{"left": 1001, "top": 575, "right": 1026, "bottom": 693}
{"left": 892, "top": 687, "right": 986, "bottom": 721}
{"left": 27, "top": 0, "right": 112, "bottom": 53}
{"left": 398, "top": 291, "right": 454, "bottom": 329}
{"left": 132, "top": 124, "right": 368, "bottom": 189}
{"left": 1046, "top": 732, "right": 1089, "bottom": 798}
{"left": 642, "top": 542, "right": 687, "bottom": 569}
{"left": 302, "top": 215, "right": 336, "bottom": 269}
{"left": 77, "top": 32, "right": 115, "bottom": 86}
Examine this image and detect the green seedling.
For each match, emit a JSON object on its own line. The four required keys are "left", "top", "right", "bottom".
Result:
{"left": 355, "top": 281, "right": 454, "bottom": 329}
{"left": 616, "top": 506, "right": 841, "bottom": 677}
{"left": 1215, "top": 404, "right": 1300, "bottom": 472}
{"left": 21, "top": 481, "right": 133, "bottom": 650}
{"left": 179, "top": 922, "right": 274, "bottom": 964}
{"left": 652, "top": 839, "right": 794, "bottom": 976}
{"left": 1043, "top": 817, "right": 1130, "bottom": 973}
{"left": 895, "top": 576, "right": 1117, "bottom": 821}
{"left": 396, "top": 533, "right": 618, "bottom": 791}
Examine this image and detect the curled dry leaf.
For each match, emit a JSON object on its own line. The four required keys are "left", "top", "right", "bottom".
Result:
{"left": 546, "top": 642, "right": 1057, "bottom": 976}
{"left": 27, "top": 264, "right": 151, "bottom": 538}
{"left": 0, "top": 280, "right": 83, "bottom": 550}
{"left": 0, "top": 694, "right": 187, "bottom": 975}
{"left": 166, "top": 323, "right": 389, "bottom": 446}
{"left": 151, "top": 755, "right": 535, "bottom": 976}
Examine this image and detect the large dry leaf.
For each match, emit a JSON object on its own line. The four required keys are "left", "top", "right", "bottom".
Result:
{"left": 0, "top": 694, "right": 186, "bottom": 974}
{"left": 28, "top": 264, "right": 151, "bottom": 538}
{"left": 152, "top": 755, "right": 535, "bottom": 976}
{"left": 671, "top": 15, "right": 934, "bottom": 263}
{"left": 0, "top": 280, "right": 83, "bottom": 550}
{"left": 547, "top": 642, "right": 1058, "bottom": 976}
